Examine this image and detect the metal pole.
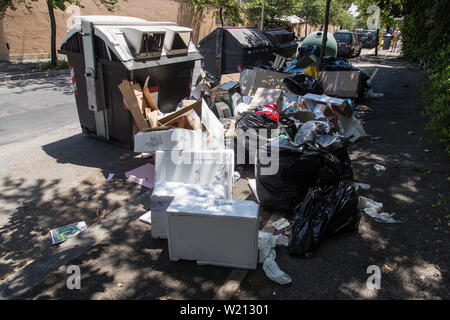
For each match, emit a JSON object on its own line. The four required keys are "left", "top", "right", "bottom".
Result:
{"left": 375, "top": 28, "right": 379, "bottom": 55}
{"left": 260, "top": 0, "right": 265, "bottom": 30}
{"left": 319, "top": 0, "right": 331, "bottom": 71}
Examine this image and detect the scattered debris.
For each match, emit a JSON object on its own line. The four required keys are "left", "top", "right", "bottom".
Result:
{"left": 80, "top": 194, "right": 90, "bottom": 201}
{"left": 354, "top": 182, "right": 371, "bottom": 191}
{"left": 120, "top": 153, "right": 131, "bottom": 161}
{"left": 272, "top": 218, "right": 290, "bottom": 231}
{"left": 139, "top": 211, "right": 152, "bottom": 225}
{"left": 259, "top": 232, "right": 292, "bottom": 285}
{"left": 125, "top": 163, "right": 155, "bottom": 189}
{"left": 50, "top": 221, "right": 87, "bottom": 245}
{"left": 358, "top": 196, "right": 397, "bottom": 223}
{"left": 355, "top": 105, "right": 373, "bottom": 112}
{"left": 374, "top": 164, "right": 387, "bottom": 171}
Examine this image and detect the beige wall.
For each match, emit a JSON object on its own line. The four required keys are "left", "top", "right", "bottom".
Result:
{"left": 0, "top": 0, "right": 218, "bottom": 61}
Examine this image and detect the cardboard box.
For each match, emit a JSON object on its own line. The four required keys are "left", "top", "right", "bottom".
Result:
{"left": 167, "top": 197, "right": 259, "bottom": 269}
{"left": 250, "top": 88, "right": 283, "bottom": 110}
{"left": 135, "top": 99, "right": 224, "bottom": 151}
{"left": 118, "top": 80, "right": 151, "bottom": 131}
{"left": 303, "top": 93, "right": 353, "bottom": 118}
{"left": 162, "top": 109, "right": 201, "bottom": 130}
{"left": 318, "top": 71, "right": 361, "bottom": 98}
{"left": 280, "top": 109, "right": 315, "bottom": 122}
{"left": 150, "top": 182, "right": 227, "bottom": 239}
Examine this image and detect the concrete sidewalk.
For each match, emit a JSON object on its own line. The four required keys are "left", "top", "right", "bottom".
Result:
{"left": 0, "top": 60, "right": 69, "bottom": 82}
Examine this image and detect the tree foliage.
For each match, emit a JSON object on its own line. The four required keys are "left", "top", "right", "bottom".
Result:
{"left": 244, "top": 0, "right": 298, "bottom": 29}
{"left": 185, "top": 0, "right": 243, "bottom": 26}
{"left": 400, "top": 0, "right": 450, "bottom": 155}
{"left": 295, "top": 0, "right": 354, "bottom": 30}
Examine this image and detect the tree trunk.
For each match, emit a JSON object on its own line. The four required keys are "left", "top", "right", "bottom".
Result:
{"left": 319, "top": 0, "right": 331, "bottom": 71}
{"left": 47, "top": 1, "right": 57, "bottom": 67}
{"left": 219, "top": 7, "right": 224, "bottom": 26}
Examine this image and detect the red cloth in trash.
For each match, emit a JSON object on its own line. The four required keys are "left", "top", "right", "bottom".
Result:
{"left": 254, "top": 104, "right": 279, "bottom": 122}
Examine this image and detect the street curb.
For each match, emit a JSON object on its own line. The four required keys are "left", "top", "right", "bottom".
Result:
{"left": 0, "top": 69, "right": 70, "bottom": 82}
{"left": 0, "top": 190, "right": 151, "bottom": 300}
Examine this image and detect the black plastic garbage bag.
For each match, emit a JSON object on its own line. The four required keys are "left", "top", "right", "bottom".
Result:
{"left": 235, "top": 112, "right": 283, "bottom": 165}
{"left": 288, "top": 180, "right": 361, "bottom": 256}
{"left": 294, "top": 121, "right": 353, "bottom": 182}
{"left": 255, "top": 138, "right": 345, "bottom": 212}
{"left": 297, "top": 45, "right": 321, "bottom": 58}
{"left": 283, "top": 73, "right": 324, "bottom": 96}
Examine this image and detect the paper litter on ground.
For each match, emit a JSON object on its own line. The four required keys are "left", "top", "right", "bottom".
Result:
{"left": 139, "top": 211, "right": 152, "bottom": 225}
{"left": 50, "top": 221, "right": 87, "bottom": 245}
{"left": 358, "top": 196, "right": 397, "bottom": 223}
{"left": 258, "top": 231, "right": 291, "bottom": 285}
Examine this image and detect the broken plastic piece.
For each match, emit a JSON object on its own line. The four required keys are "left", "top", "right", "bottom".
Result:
{"left": 272, "top": 218, "right": 290, "bottom": 231}
{"left": 373, "top": 164, "right": 386, "bottom": 171}
{"left": 139, "top": 211, "right": 152, "bottom": 225}
{"left": 354, "top": 182, "right": 371, "bottom": 191}
{"left": 358, "top": 196, "right": 397, "bottom": 223}
{"left": 363, "top": 208, "right": 397, "bottom": 223}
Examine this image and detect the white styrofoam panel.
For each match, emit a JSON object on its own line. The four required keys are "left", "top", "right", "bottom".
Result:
{"left": 166, "top": 197, "right": 259, "bottom": 269}
{"left": 155, "top": 149, "right": 234, "bottom": 199}
{"left": 150, "top": 182, "right": 226, "bottom": 238}
{"left": 134, "top": 129, "right": 203, "bottom": 153}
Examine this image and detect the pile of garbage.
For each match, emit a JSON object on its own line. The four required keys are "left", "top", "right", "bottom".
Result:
{"left": 116, "top": 51, "right": 387, "bottom": 285}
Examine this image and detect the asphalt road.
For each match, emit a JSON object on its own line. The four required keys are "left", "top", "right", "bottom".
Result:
{"left": 0, "top": 75, "right": 149, "bottom": 280}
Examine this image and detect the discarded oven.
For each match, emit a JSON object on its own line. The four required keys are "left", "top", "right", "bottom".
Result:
{"left": 263, "top": 28, "right": 298, "bottom": 58}
{"left": 198, "top": 27, "right": 274, "bottom": 78}
{"left": 59, "top": 16, "right": 202, "bottom": 147}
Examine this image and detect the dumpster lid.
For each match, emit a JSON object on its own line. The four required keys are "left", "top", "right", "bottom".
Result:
{"left": 199, "top": 27, "right": 272, "bottom": 49}
{"left": 225, "top": 27, "right": 272, "bottom": 48}
{"left": 61, "top": 16, "right": 200, "bottom": 68}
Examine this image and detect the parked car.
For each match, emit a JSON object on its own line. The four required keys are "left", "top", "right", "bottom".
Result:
{"left": 361, "top": 30, "right": 377, "bottom": 48}
{"left": 333, "top": 30, "right": 362, "bottom": 58}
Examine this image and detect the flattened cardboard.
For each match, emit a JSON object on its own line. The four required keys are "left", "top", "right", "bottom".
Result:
{"left": 220, "top": 73, "right": 241, "bottom": 85}
{"left": 143, "top": 76, "right": 159, "bottom": 111}
{"left": 251, "top": 68, "right": 289, "bottom": 96}
{"left": 318, "top": 71, "right": 360, "bottom": 98}
{"left": 131, "top": 82, "right": 149, "bottom": 114}
{"left": 145, "top": 109, "right": 160, "bottom": 128}
{"left": 125, "top": 163, "right": 155, "bottom": 189}
{"left": 118, "top": 80, "right": 151, "bottom": 131}
{"left": 249, "top": 88, "right": 283, "bottom": 110}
